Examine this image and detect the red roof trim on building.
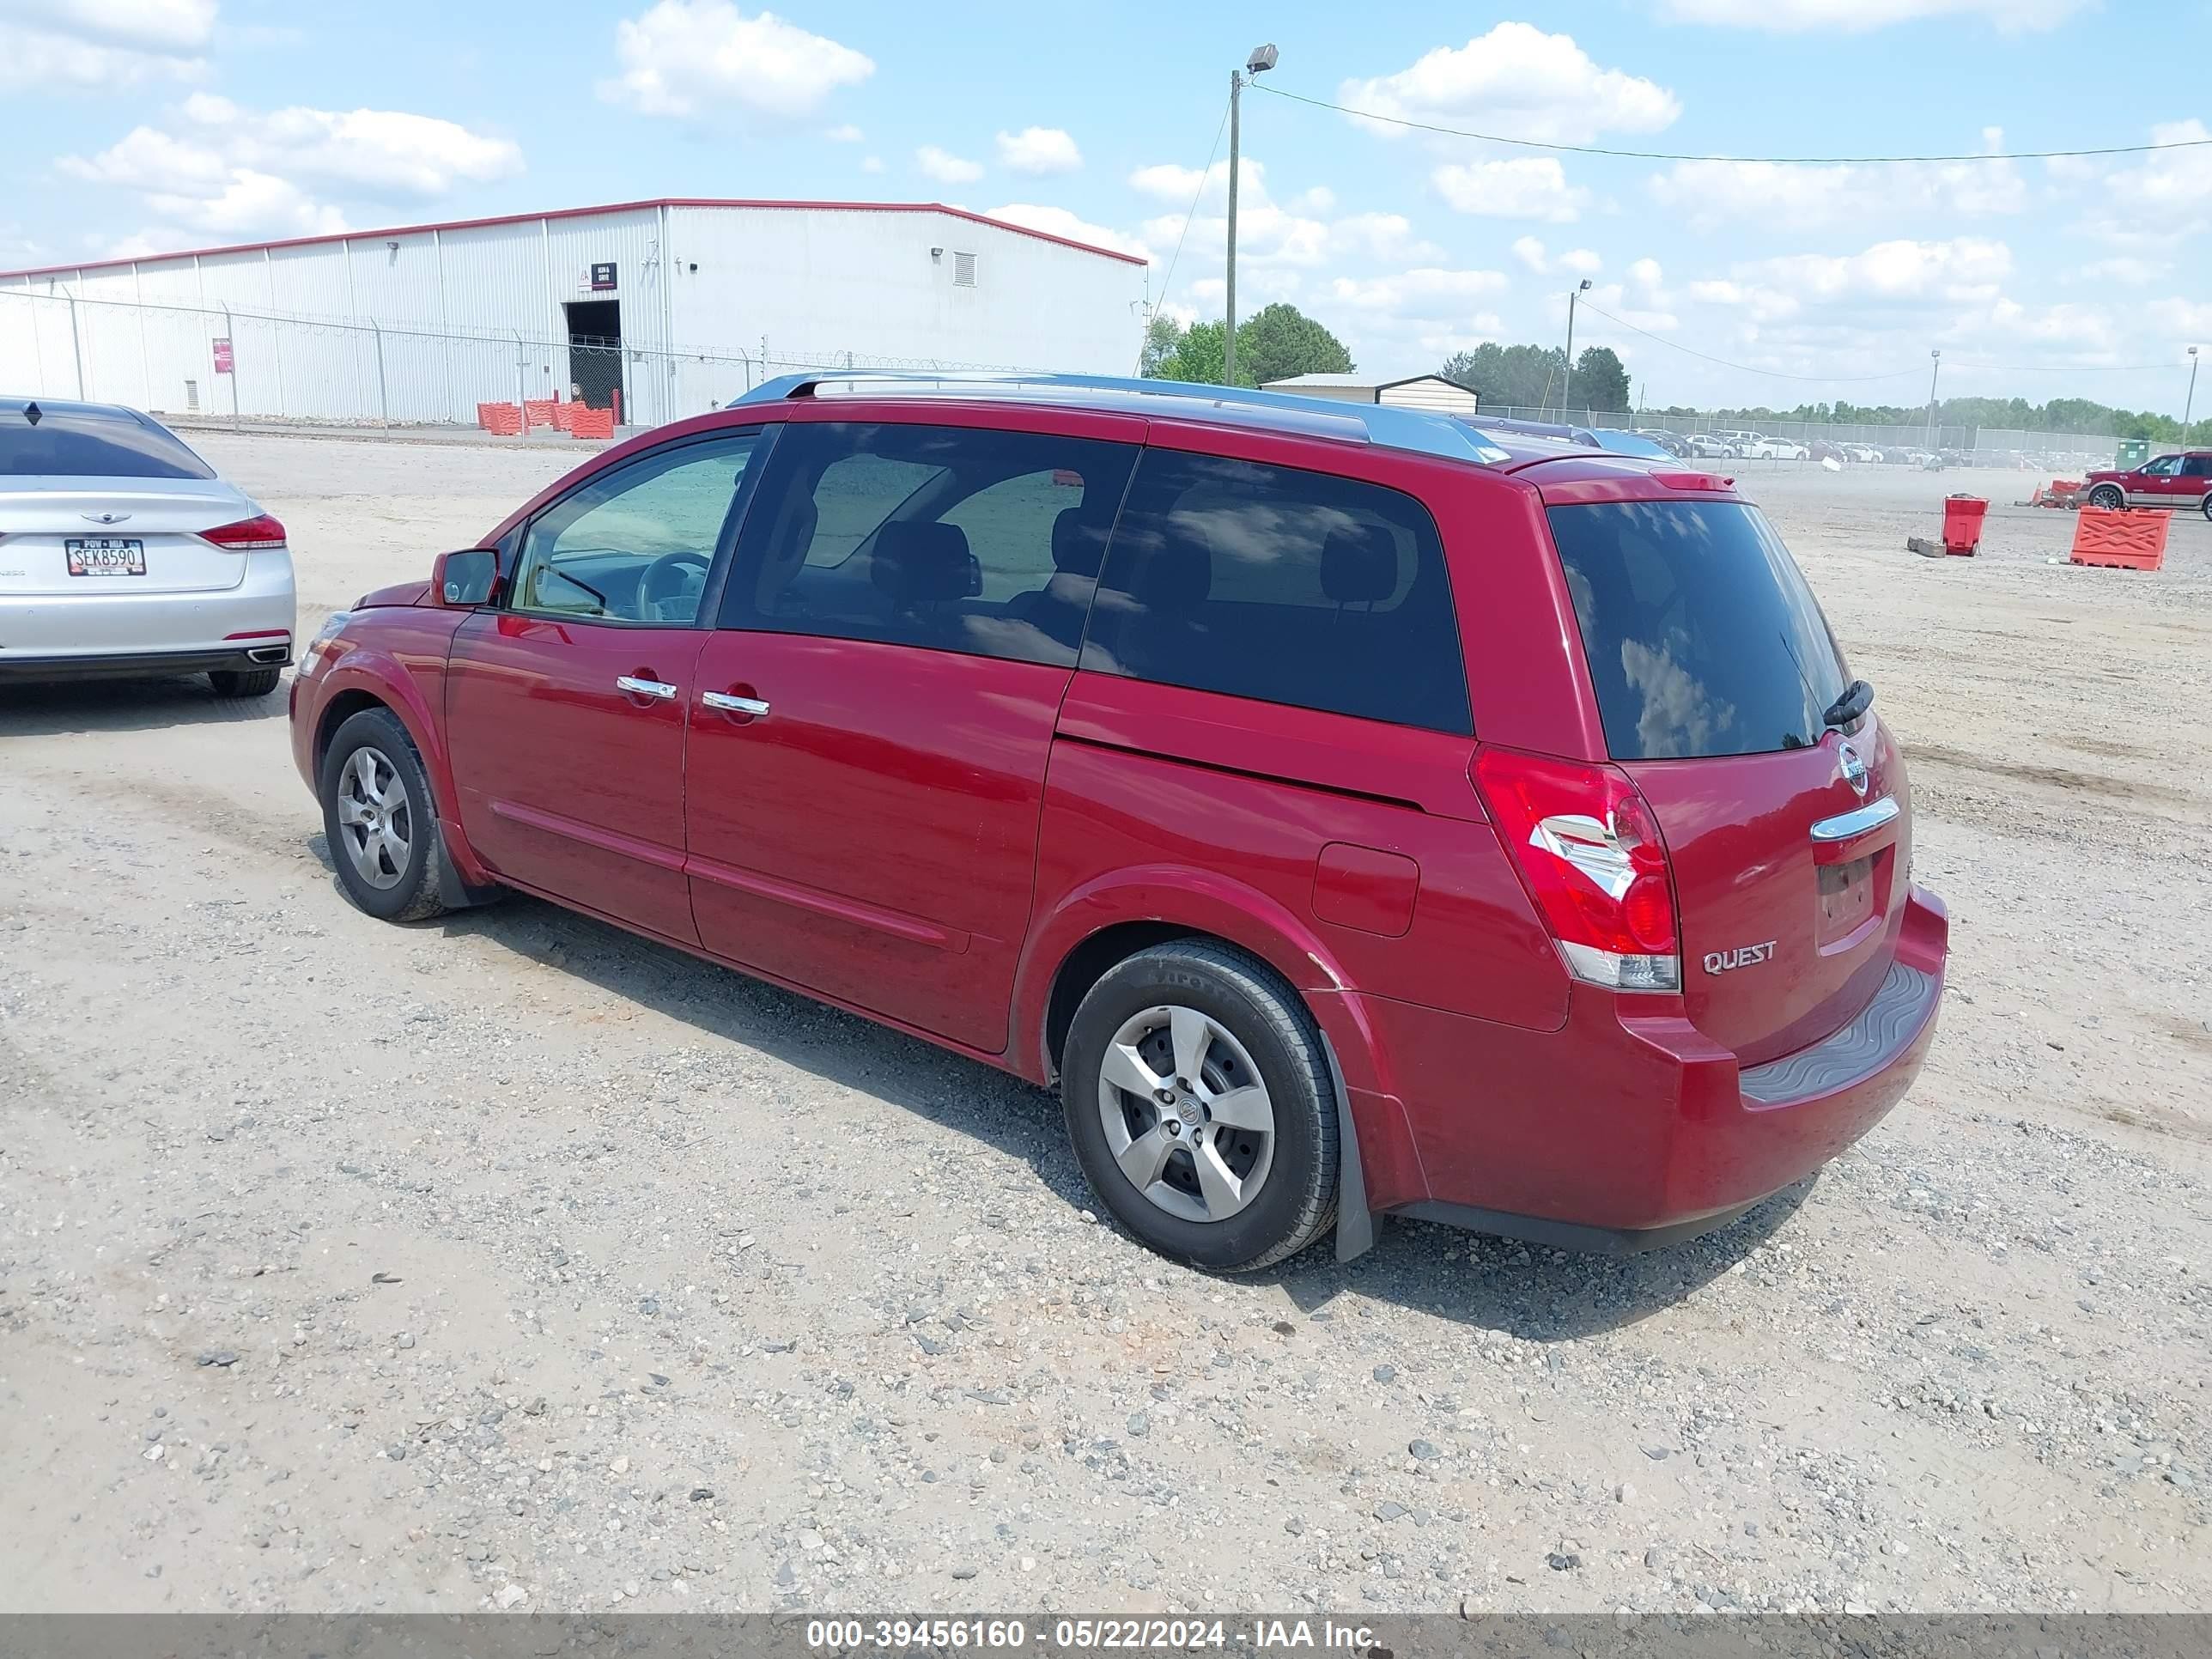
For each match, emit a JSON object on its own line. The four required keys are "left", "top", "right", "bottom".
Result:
{"left": 0, "top": 198, "right": 1148, "bottom": 280}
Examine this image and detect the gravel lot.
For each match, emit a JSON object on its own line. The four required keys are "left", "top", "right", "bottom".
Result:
{"left": 3, "top": 433, "right": 2208, "bottom": 1617}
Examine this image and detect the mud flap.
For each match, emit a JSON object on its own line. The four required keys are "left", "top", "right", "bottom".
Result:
{"left": 1319, "top": 1032, "right": 1375, "bottom": 1262}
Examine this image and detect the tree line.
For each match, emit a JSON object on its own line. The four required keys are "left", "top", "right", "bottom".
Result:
{"left": 1140, "top": 307, "right": 2187, "bottom": 439}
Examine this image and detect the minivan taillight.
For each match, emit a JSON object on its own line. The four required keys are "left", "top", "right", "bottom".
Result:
{"left": 1474, "top": 748, "right": 1681, "bottom": 992}
{"left": 200, "top": 514, "right": 287, "bottom": 550}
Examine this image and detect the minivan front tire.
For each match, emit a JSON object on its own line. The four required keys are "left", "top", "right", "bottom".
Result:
{"left": 319, "top": 707, "right": 449, "bottom": 923}
{"left": 1061, "top": 941, "right": 1338, "bottom": 1273}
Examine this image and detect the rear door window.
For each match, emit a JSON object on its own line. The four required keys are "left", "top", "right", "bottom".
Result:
{"left": 1547, "top": 499, "right": 1848, "bottom": 759}
{"left": 1, "top": 410, "right": 214, "bottom": 478}
{"left": 1079, "top": 451, "right": 1470, "bottom": 732}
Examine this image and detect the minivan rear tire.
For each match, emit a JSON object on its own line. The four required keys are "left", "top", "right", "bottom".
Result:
{"left": 1061, "top": 941, "right": 1338, "bottom": 1273}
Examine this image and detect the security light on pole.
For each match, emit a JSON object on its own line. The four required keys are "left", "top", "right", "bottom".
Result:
{"left": 1561, "top": 279, "right": 1593, "bottom": 420}
{"left": 1223, "top": 43, "right": 1278, "bottom": 389}
{"left": 1925, "top": 349, "right": 1942, "bottom": 450}
{"left": 2185, "top": 345, "right": 2200, "bottom": 447}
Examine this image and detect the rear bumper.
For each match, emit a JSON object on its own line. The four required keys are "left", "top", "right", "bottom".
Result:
{"left": 1366, "top": 884, "right": 1949, "bottom": 1251}
{"left": 0, "top": 550, "right": 294, "bottom": 662}
{"left": 0, "top": 644, "right": 291, "bottom": 683}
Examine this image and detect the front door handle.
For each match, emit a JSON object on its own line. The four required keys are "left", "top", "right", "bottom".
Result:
{"left": 616, "top": 675, "right": 678, "bottom": 701}
{"left": 701, "top": 690, "right": 771, "bottom": 717}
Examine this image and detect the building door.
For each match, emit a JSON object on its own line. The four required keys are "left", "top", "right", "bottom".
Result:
{"left": 564, "top": 299, "right": 623, "bottom": 413}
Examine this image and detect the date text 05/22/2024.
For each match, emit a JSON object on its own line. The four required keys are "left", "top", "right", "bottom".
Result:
{"left": 803, "top": 1619, "right": 1382, "bottom": 1653}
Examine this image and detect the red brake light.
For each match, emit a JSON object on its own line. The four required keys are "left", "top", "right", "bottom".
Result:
{"left": 1654, "top": 471, "right": 1732, "bottom": 491}
{"left": 200, "top": 513, "right": 287, "bottom": 550}
{"left": 1473, "top": 747, "right": 1680, "bottom": 991}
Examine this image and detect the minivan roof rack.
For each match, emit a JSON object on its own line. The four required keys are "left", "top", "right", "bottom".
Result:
{"left": 728, "top": 369, "right": 1514, "bottom": 467}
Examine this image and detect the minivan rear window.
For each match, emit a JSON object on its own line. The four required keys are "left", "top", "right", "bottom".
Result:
{"left": 0, "top": 410, "right": 215, "bottom": 479}
{"left": 1547, "top": 500, "right": 1848, "bottom": 759}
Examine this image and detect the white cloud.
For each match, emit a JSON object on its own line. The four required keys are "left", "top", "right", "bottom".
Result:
{"left": 1662, "top": 0, "right": 2085, "bottom": 32}
{"left": 994, "top": 126, "right": 1081, "bottom": 175}
{"left": 1431, "top": 157, "right": 1589, "bottom": 222}
{"left": 983, "top": 204, "right": 1148, "bottom": 262}
{"left": 2051, "top": 121, "right": 2212, "bottom": 246}
{"left": 916, "top": 145, "right": 982, "bottom": 185}
{"left": 1649, "top": 141, "right": 2027, "bottom": 230}
{"left": 58, "top": 95, "right": 522, "bottom": 241}
{"left": 860, "top": 155, "right": 884, "bottom": 175}
{"left": 1628, "top": 257, "right": 1665, "bottom": 292}
{"left": 1510, "top": 236, "right": 1550, "bottom": 273}
{"left": 1291, "top": 185, "right": 1336, "bottom": 215}
{"left": 825, "top": 123, "right": 863, "bottom": 143}
{"left": 1559, "top": 247, "right": 1602, "bottom": 276}
{"left": 1745, "top": 237, "right": 2014, "bottom": 304}
{"left": 1326, "top": 266, "right": 1509, "bottom": 315}
{"left": 2066, "top": 257, "right": 2168, "bottom": 288}
{"left": 0, "top": 0, "right": 216, "bottom": 87}
{"left": 599, "top": 1, "right": 873, "bottom": 121}
{"left": 1130, "top": 157, "right": 1425, "bottom": 270}
{"left": 1340, "top": 22, "right": 1679, "bottom": 147}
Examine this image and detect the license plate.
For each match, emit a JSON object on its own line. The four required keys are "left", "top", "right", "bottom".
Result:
{"left": 1817, "top": 855, "right": 1875, "bottom": 939}
{"left": 65, "top": 538, "right": 147, "bottom": 577}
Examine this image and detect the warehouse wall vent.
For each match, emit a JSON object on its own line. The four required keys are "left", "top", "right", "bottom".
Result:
{"left": 953, "top": 251, "right": 977, "bottom": 287}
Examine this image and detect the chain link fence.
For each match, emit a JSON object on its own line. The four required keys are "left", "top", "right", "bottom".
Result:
{"left": 1474, "top": 404, "right": 2118, "bottom": 468}
{"left": 0, "top": 287, "right": 1031, "bottom": 431}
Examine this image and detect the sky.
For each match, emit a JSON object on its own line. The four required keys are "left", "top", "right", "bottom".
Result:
{"left": 2, "top": 0, "right": 2208, "bottom": 416}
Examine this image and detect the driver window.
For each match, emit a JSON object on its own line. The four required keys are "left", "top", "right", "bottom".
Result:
{"left": 2141, "top": 455, "right": 2179, "bottom": 477}
{"left": 512, "top": 433, "right": 763, "bottom": 623}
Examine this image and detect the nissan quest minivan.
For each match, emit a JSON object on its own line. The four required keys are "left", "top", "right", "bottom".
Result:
{"left": 290, "top": 373, "right": 1947, "bottom": 1273}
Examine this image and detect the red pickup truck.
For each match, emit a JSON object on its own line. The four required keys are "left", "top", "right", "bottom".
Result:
{"left": 2081, "top": 449, "right": 2212, "bottom": 516}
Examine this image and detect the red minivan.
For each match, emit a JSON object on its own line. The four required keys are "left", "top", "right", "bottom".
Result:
{"left": 289, "top": 374, "right": 1947, "bottom": 1273}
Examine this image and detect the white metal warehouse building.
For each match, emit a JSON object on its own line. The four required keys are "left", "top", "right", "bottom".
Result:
{"left": 0, "top": 199, "right": 1151, "bottom": 428}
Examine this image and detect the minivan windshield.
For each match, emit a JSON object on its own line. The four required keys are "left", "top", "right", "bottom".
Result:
{"left": 1547, "top": 499, "right": 1848, "bottom": 759}
{"left": 0, "top": 410, "right": 215, "bottom": 479}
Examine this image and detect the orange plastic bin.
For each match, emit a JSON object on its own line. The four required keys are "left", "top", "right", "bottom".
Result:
{"left": 1942, "top": 494, "right": 1988, "bottom": 555}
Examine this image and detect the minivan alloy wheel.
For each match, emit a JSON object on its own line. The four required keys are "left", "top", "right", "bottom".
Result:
{"left": 1097, "top": 1005, "right": 1276, "bottom": 1222}
{"left": 335, "top": 745, "right": 412, "bottom": 890}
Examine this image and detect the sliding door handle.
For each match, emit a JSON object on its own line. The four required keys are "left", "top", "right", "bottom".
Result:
{"left": 701, "top": 690, "right": 771, "bottom": 717}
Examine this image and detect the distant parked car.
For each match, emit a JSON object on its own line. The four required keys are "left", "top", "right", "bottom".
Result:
{"left": 1685, "top": 433, "right": 1735, "bottom": 459}
{"left": 1842, "top": 443, "right": 1881, "bottom": 465}
{"left": 1633, "top": 428, "right": 1691, "bottom": 458}
{"left": 2081, "top": 449, "right": 2212, "bottom": 517}
{"left": 0, "top": 397, "right": 295, "bottom": 693}
{"left": 1809, "top": 441, "right": 1846, "bottom": 465}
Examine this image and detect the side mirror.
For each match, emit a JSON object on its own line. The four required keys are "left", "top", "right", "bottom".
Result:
{"left": 433, "top": 548, "right": 499, "bottom": 608}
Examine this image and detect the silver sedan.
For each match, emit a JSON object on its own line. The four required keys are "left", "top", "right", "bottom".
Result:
{"left": 1, "top": 398, "right": 294, "bottom": 696}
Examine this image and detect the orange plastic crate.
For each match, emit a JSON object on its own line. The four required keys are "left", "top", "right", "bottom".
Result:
{"left": 2069, "top": 507, "right": 2167, "bottom": 571}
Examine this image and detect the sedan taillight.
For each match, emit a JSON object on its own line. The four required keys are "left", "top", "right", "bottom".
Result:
{"left": 200, "top": 513, "right": 288, "bottom": 550}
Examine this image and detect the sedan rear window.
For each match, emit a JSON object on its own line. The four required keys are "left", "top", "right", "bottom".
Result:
{"left": 1547, "top": 499, "right": 1848, "bottom": 759}
{"left": 0, "top": 410, "right": 215, "bottom": 479}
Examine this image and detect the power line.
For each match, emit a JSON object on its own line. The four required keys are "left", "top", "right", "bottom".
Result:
{"left": 1250, "top": 81, "right": 2208, "bottom": 166}
{"left": 1147, "top": 94, "right": 1231, "bottom": 332}
{"left": 1573, "top": 299, "right": 2192, "bottom": 387}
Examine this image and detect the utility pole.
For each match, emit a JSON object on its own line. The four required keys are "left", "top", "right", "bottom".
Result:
{"left": 2185, "top": 346, "right": 2200, "bottom": 446}
{"left": 1561, "top": 279, "right": 1591, "bottom": 420}
{"left": 1924, "top": 349, "right": 1942, "bottom": 450}
{"left": 1223, "top": 42, "right": 1277, "bottom": 388}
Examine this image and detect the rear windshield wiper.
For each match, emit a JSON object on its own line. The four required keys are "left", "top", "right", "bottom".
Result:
{"left": 1823, "top": 678, "right": 1874, "bottom": 730}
